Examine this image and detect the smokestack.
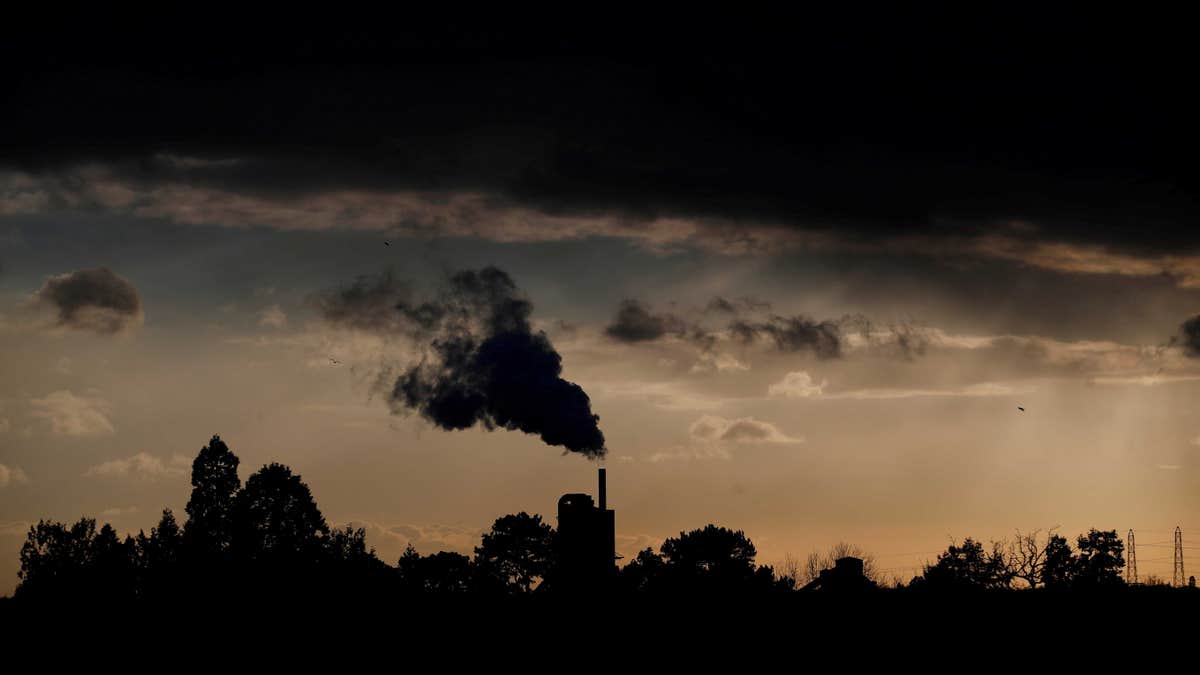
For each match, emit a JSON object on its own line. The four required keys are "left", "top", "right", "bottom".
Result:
{"left": 598, "top": 467, "right": 607, "bottom": 511}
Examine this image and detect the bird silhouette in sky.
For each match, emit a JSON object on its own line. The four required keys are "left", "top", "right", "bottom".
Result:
{"left": 1017, "top": 406, "right": 1025, "bottom": 411}
{"left": 330, "top": 358, "right": 341, "bottom": 365}
{"left": 384, "top": 241, "right": 390, "bottom": 246}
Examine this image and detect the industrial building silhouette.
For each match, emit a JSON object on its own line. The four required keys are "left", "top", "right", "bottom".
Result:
{"left": 801, "top": 556, "right": 875, "bottom": 592}
{"left": 555, "top": 468, "right": 616, "bottom": 591}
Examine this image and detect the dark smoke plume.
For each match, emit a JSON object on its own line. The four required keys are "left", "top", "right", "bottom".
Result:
{"left": 32, "top": 267, "right": 142, "bottom": 334}
{"left": 604, "top": 299, "right": 689, "bottom": 342}
{"left": 317, "top": 267, "right": 605, "bottom": 458}
{"left": 704, "top": 296, "right": 770, "bottom": 315}
{"left": 605, "top": 297, "right": 927, "bottom": 360}
{"left": 1179, "top": 315, "right": 1200, "bottom": 357}
{"left": 729, "top": 315, "right": 844, "bottom": 359}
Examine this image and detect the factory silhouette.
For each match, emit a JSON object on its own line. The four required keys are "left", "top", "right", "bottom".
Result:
{"left": 4, "top": 434, "right": 1198, "bottom": 610}
{"left": 555, "top": 468, "right": 618, "bottom": 591}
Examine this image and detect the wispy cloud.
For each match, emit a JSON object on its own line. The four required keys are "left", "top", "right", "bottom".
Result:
{"left": 593, "top": 380, "right": 729, "bottom": 412}
{"left": 825, "top": 382, "right": 1033, "bottom": 400}
{"left": 84, "top": 452, "right": 189, "bottom": 480}
{"left": 689, "top": 415, "right": 803, "bottom": 444}
{"left": 30, "top": 390, "right": 115, "bottom": 436}
{"left": 0, "top": 464, "right": 29, "bottom": 488}
{"left": 257, "top": 304, "right": 288, "bottom": 329}
{"left": 1089, "top": 374, "right": 1200, "bottom": 387}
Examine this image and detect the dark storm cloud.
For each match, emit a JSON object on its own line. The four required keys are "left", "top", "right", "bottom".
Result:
{"left": 317, "top": 267, "right": 605, "bottom": 458}
{"left": 3, "top": 13, "right": 1198, "bottom": 261}
{"left": 32, "top": 267, "right": 142, "bottom": 334}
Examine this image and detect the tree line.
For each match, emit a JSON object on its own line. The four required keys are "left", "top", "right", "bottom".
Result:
{"left": 8, "top": 436, "right": 1196, "bottom": 603}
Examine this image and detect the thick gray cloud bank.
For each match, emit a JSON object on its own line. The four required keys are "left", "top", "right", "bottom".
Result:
{"left": 32, "top": 267, "right": 142, "bottom": 334}
{"left": 316, "top": 266, "right": 606, "bottom": 458}
{"left": 4, "top": 17, "right": 1200, "bottom": 289}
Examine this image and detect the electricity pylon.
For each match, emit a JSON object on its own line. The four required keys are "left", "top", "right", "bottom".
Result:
{"left": 1126, "top": 529, "right": 1137, "bottom": 584}
{"left": 1174, "top": 526, "right": 1185, "bottom": 587}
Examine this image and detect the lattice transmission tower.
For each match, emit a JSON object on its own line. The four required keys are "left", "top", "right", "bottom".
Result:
{"left": 1174, "top": 526, "right": 1185, "bottom": 587}
{"left": 1126, "top": 529, "right": 1137, "bottom": 584}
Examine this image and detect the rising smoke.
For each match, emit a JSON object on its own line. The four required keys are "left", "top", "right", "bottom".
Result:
{"left": 605, "top": 296, "right": 927, "bottom": 360}
{"left": 316, "top": 267, "right": 605, "bottom": 458}
{"left": 1178, "top": 315, "right": 1200, "bottom": 358}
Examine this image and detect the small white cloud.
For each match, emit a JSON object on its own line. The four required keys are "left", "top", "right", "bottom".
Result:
{"left": 767, "top": 371, "right": 826, "bottom": 398}
{"left": 689, "top": 351, "right": 750, "bottom": 373}
{"left": 0, "top": 464, "right": 29, "bottom": 487}
{"left": 85, "top": 452, "right": 190, "bottom": 480}
{"left": 30, "top": 390, "right": 115, "bottom": 436}
{"left": 258, "top": 304, "right": 288, "bottom": 329}
{"left": 689, "top": 415, "right": 803, "bottom": 444}
{"left": 99, "top": 506, "right": 140, "bottom": 517}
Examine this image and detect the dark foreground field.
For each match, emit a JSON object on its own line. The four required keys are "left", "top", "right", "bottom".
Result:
{"left": 2, "top": 589, "right": 1195, "bottom": 661}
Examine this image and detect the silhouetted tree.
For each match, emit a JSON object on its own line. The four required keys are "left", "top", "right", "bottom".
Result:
{"left": 773, "top": 553, "right": 802, "bottom": 588}
{"left": 231, "top": 463, "right": 328, "bottom": 564}
{"left": 917, "top": 538, "right": 1010, "bottom": 590}
{"left": 1007, "top": 529, "right": 1054, "bottom": 589}
{"left": 758, "top": 564, "right": 795, "bottom": 591}
{"left": 1073, "top": 529, "right": 1124, "bottom": 588}
{"left": 183, "top": 435, "right": 241, "bottom": 556}
{"left": 658, "top": 524, "right": 770, "bottom": 592}
{"left": 134, "top": 509, "right": 183, "bottom": 595}
{"left": 17, "top": 518, "right": 96, "bottom": 599}
{"left": 93, "top": 524, "right": 138, "bottom": 598}
{"left": 136, "top": 509, "right": 183, "bottom": 569}
{"left": 398, "top": 545, "right": 475, "bottom": 593}
{"left": 1040, "top": 534, "right": 1075, "bottom": 589}
{"left": 16, "top": 517, "right": 136, "bottom": 600}
{"left": 619, "top": 547, "right": 668, "bottom": 592}
{"left": 319, "top": 524, "right": 388, "bottom": 593}
{"left": 473, "top": 512, "right": 555, "bottom": 593}
{"left": 324, "top": 524, "right": 386, "bottom": 570}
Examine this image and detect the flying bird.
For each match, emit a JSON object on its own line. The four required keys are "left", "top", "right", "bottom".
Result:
{"left": 1017, "top": 406, "right": 1025, "bottom": 411}
{"left": 330, "top": 358, "right": 341, "bottom": 365}
{"left": 384, "top": 241, "right": 390, "bottom": 246}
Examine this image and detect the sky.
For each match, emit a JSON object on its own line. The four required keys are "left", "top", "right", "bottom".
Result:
{"left": 2, "top": 11, "right": 1200, "bottom": 592}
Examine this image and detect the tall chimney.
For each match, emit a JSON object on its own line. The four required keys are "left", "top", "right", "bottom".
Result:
{"left": 598, "top": 467, "right": 607, "bottom": 511}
